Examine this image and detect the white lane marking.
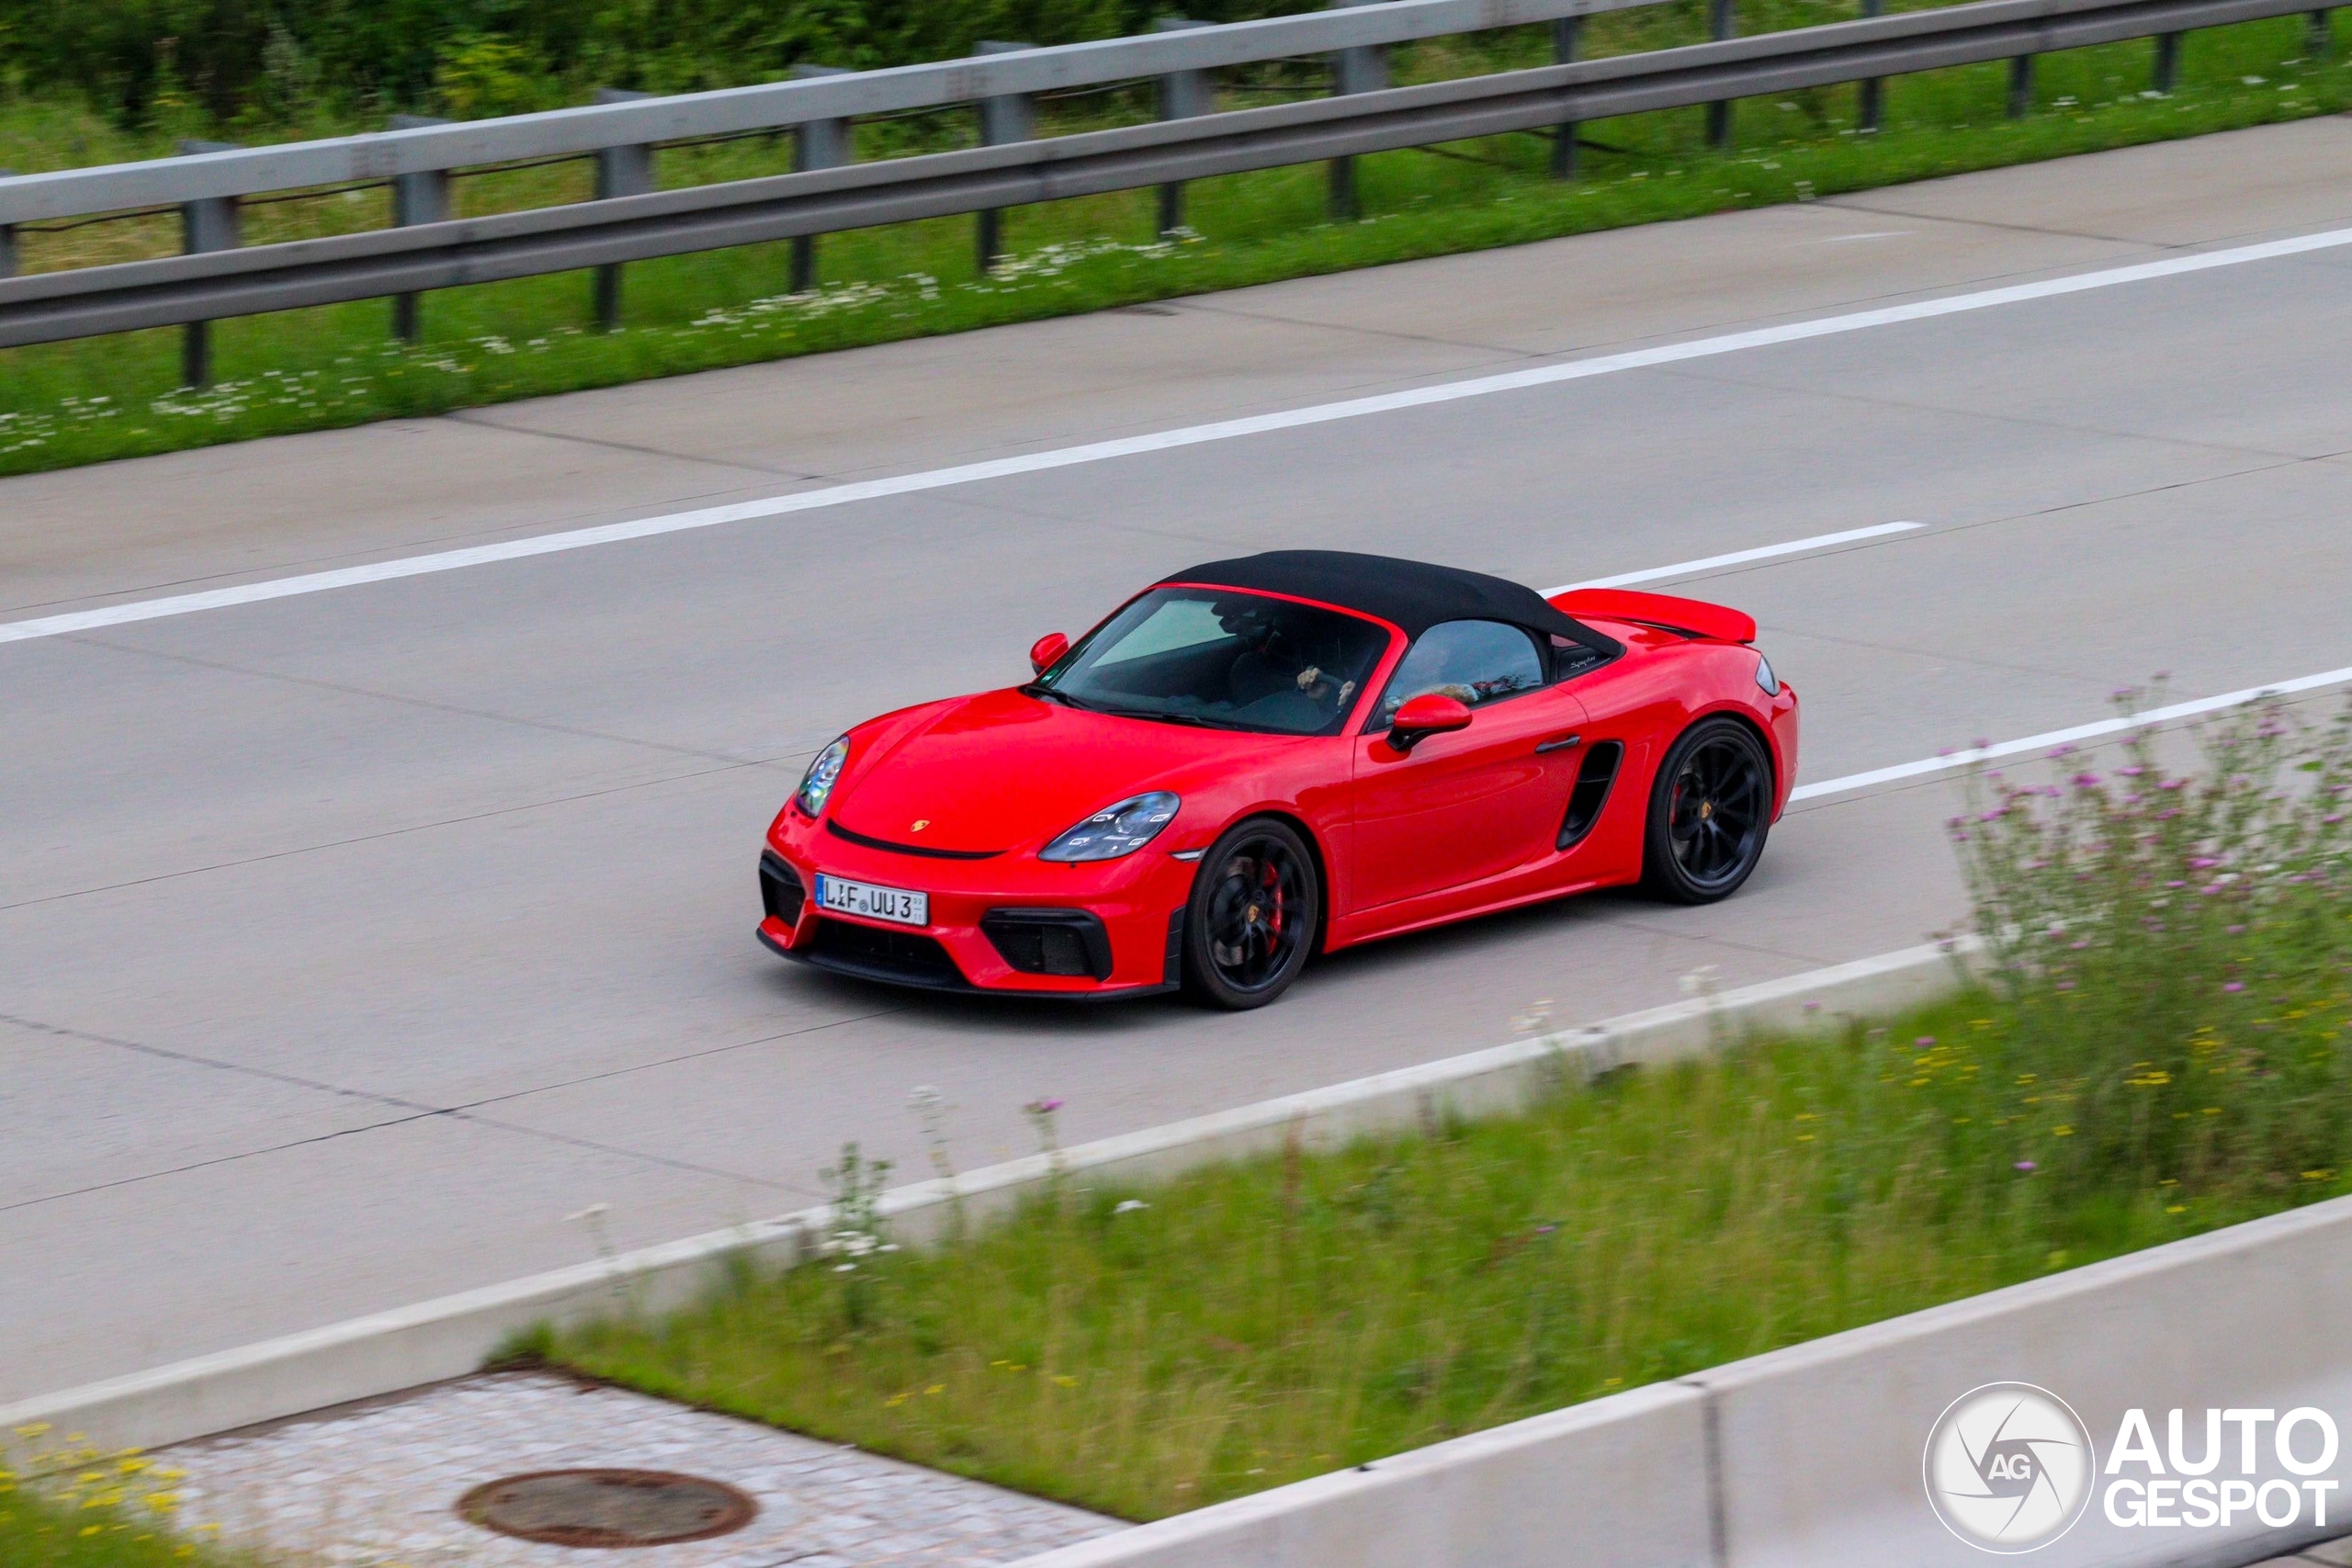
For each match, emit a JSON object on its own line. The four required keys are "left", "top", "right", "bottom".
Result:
{"left": 1790, "top": 664, "right": 2352, "bottom": 802}
{"left": 1815, "top": 231, "right": 1914, "bottom": 243}
{"left": 1543, "top": 521, "right": 1922, "bottom": 593}
{"left": 6, "top": 221, "right": 2349, "bottom": 649}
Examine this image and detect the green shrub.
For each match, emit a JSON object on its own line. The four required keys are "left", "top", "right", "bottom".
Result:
{"left": 1954, "top": 699, "right": 2352, "bottom": 1199}
{"left": 0, "top": 0, "right": 1258, "bottom": 128}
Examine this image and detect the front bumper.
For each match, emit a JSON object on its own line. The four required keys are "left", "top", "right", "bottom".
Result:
{"left": 756, "top": 818, "right": 1194, "bottom": 998}
{"left": 1766, "top": 682, "right": 1800, "bottom": 819}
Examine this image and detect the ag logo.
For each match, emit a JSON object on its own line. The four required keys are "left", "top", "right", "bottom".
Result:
{"left": 1924, "top": 1382, "right": 2096, "bottom": 1552}
{"left": 910, "top": 819, "right": 930, "bottom": 831}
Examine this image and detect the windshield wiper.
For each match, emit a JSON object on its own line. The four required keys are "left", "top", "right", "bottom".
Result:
{"left": 1130, "top": 710, "right": 1249, "bottom": 731}
{"left": 1023, "top": 683, "right": 1096, "bottom": 711}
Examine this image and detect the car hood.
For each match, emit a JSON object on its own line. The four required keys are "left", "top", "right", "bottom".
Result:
{"left": 830, "top": 689, "right": 1277, "bottom": 854}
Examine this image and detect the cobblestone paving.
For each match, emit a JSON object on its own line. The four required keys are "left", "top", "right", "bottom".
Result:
{"left": 166, "top": 1371, "right": 1125, "bottom": 1568}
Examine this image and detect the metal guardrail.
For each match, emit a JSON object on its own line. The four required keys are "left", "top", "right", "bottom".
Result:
{"left": 0, "top": 0, "right": 2334, "bottom": 355}
{"left": 0, "top": 0, "right": 1649, "bottom": 227}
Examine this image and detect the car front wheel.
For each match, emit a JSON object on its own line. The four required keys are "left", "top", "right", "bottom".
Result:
{"left": 1642, "top": 716, "right": 1774, "bottom": 904}
{"left": 1181, "top": 818, "right": 1318, "bottom": 1010}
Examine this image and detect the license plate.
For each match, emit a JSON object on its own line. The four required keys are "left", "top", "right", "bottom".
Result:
{"left": 813, "top": 874, "right": 929, "bottom": 928}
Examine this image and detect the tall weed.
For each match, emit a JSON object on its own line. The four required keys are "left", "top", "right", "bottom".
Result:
{"left": 1954, "top": 698, "right": 2352, "bottom": 1198}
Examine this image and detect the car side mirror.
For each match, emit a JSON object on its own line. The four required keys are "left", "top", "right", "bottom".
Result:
{"left": 1029, "top": 632, "right": 1069, "bottom": 675}
{"left": 1386, "top": 693, "right": 1473, "bottom": 752}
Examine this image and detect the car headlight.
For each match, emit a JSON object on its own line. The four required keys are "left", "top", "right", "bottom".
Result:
{"left": 1755, "top": 653, "right": 1780, "bottom": 696}
{"left": 795, "top": 736, "right": 850, "bottom": 817}
{"left": 1039, "top": 792, "right": 1181, "bottom": 863}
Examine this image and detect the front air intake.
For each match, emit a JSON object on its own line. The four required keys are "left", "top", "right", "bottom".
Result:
{"left": 759, "top": 852, "right": 806, "bottom": 925}
{"left": 803, "top": 919, "right": 968, "bottom": 988}
{"left": 981, "top": 908, "right": 1114, "bottom": 981}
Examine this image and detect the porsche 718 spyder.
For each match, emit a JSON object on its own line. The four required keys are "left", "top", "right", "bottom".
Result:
{"left": 758, "top": 550, "right": 1797, "bottom": 1009}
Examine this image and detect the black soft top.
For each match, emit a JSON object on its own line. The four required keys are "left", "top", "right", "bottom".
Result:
{"left": 1163, "top": 549, "right": 1622, "bottom": 655}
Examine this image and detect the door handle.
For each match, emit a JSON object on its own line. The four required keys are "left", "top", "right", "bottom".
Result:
{"left": 1535, "top": 733, "right": 1582, "bottom": 754}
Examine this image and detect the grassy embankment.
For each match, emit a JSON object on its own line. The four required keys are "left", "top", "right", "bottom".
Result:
{"left": 532, "top": 702, "right": 2352, "bottom": 1523}
{"left": 0, "top": 8, "right": 2346, "bottom": 477}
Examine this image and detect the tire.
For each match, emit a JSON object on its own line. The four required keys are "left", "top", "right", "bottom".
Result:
{"left": 1181, "top": 818, "right": 1319, "bottom": 1010}
{"left": 1642, "top": 716, "right": 1774, "bottom": 904}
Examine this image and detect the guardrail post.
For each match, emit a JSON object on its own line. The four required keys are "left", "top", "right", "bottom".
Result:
{"left": 592, "top": 88, "right": 657, "bottom": 329}
{"left": 386, "top": 114, "right": 452, "bottom": 343}
{"left": 1551, "top": 17, "right": 1583, "bottom": 177}
{"left": 2311, "top": 8, "right": 2334, "bottom": 52}
{"left": 176, "top": 140, "right": 242, "bottom": 389}
{"left": 2151, "top": 30, "right": 2181, "bottom": 91}
{"left": 787, "top": 65, "right": 854, "bottom": 293}
{"left": 976, "top": 41, "right": 1035, "bottom": 274}
{"left": 1329, "top": 0, "right": 1389, "bottom": 220}
{"left": 2007, "top": 52, "right": 2035, "bottom": 117}
{"left": 1154, "top": 18, "right": 1216, "bottom": 235}
{"left": 1706, "top": 0, "right": 1737, "bottom": 148}
{"left": 0, "top": 169, "right": 15, "bottom": 278}
{"left": 1858, "top": 0, "right": 1885, "bottom": 130}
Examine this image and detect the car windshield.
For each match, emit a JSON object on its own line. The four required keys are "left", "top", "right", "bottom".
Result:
{"left": 1033, "top": 587, "right": 1392, "bottom": 737}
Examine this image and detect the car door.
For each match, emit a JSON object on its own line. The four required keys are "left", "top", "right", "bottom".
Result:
{"left": 1349, "top": 619, "right": 1589, "bottom": 911}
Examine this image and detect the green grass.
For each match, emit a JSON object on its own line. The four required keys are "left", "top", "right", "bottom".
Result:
{"left": 546, "top": 999, "right": 2323, "bottom": 1522}
{"left": 0, "top": 1456, "right": 258, "bottom": 1567}
{"left": 542, "top": 707, "right": 2352, "bottom": 1524}
{"left": 1, "top": 11, "right": 2346, "bottom": 476}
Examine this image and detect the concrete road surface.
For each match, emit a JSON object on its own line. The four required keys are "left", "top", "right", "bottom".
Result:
{"left": 5, "top": 117, "right": 2351, "bottom": 1399}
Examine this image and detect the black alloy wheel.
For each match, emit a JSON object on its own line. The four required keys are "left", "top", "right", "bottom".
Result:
{"left": 1182, "top": 818, "right": 1319, "bottom": 1010}
{"left": 1642, "top": 716, "right": 1773, "bottom": 903}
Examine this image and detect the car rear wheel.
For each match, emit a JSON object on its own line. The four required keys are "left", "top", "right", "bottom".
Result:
{"left": 1642, "top": 716, "right": 1773, "bottom": 904}
{"left": 1182, "top": 818, "right": 1318, "bottom": 1010}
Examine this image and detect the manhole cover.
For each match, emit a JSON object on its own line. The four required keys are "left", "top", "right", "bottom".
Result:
{"left": 458, "top": 1469, "right": 757, "bottom": 1548}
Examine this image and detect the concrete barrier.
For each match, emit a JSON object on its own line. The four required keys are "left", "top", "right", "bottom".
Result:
{"left": 1023, "top": 1382, "right": 1716, "bottom": 1568}
{"left": 1701, "top": 1191, "right": 2352, "bottom": 1568}
{"left": 0, "top": 941, "right": 1968, "bottom": 1455}
{"left": 1009, "top": 1184, "right": 2352, "bottom": 1568}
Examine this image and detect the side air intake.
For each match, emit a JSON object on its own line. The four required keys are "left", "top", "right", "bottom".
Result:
{"left": 1558, "top": 741, "right": 1624, "bottom": 851}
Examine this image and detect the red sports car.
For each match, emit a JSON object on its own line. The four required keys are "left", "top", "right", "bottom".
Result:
{"left": 758, "top": 551, "right": 1797, "bottom": 1009}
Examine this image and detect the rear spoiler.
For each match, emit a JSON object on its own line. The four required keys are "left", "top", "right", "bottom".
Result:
{"left": 1548, "top": 588, "right": 1757, "bottom": 645}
